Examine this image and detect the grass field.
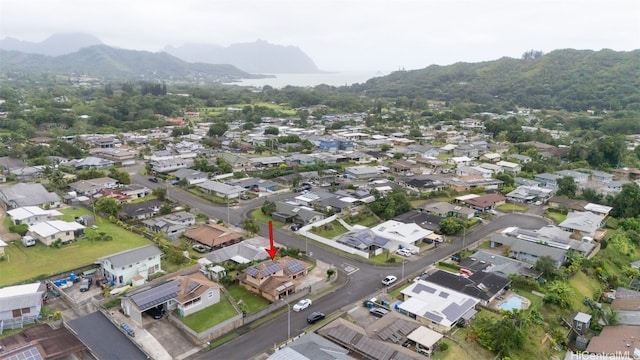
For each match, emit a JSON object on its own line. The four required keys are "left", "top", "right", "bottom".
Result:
{"left": 545, "top": 210, "right": 567, "bottom": 224}
{"left": 434, "top": 338, "right": 473, "bottom": 360}
{"left": 250, "top": 209, "right": 285, "bottom": 228}
{"left": 180, "top": 295, "right": 239, "bottom": 333}
{"left": 0, "top": 207, "right": 152, "bottom": 286}
{"left": 496, "top": 203, "right": 527, "bottom": 212}
{"left": 227, "top": 284, "right": 270, "bottom": 313}
{"left": 309, "top": 221, "right": 349, "bottom": 239}
{"left": 342, "top": 214, "right": 380, "bottom": 228}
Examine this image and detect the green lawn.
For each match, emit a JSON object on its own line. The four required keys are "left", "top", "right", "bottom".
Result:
{"left": 227, "top": 284, "right": 270, "bottom": 313}
{"left": 342, "top": 214, "right": 380, "bottom": 228}
{"left": 309, "top": 221, "right": 349, "bottom": 239}
{"left": 0, "top": 207, "right": 152, "bottom": 286}
{"left": 545, "top": 211, "right": 567, "bottom": 224}
{"left": 180, "top": 296, "right": 240, "bottom": 333}
{"left": 250, "top": 209, "right": 285, "bottom": 228}
{"left": 433, "top": 339, "right": 473, "bottom": 360}
{"left": 496, "top": 203, "right": 527, "bottom": 212}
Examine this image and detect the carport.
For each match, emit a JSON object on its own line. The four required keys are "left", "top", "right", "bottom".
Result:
{"left": 121, "top": 280, "right": 180, "bottom": 325}
{"left": 407, "top": 326, "right": 443, "bottom": 355}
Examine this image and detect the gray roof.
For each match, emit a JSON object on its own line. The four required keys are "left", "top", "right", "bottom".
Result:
{"left": 268, "top": 333, "right": 354, "bottom": 360}
{"left": 0, "top": 183, "right": 60, "bottom": 208}
{"left": 101, "top": 245, "right": 163, "bottom": 268}
{"left": 129, "top": 280, "right": 180, "bottom": 311}
{"left": 67, "top": 312, "right": 147, "bottom": 360}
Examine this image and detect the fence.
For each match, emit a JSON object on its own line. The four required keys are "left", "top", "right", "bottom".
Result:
{"left": 168, "top": 311, "right": 244, "bottom": 344}
{"left": 298, "top": 215, "right": 370, "bottom": 259}
{"left": 243, "top": 286, "right": 311, "bottom": 325}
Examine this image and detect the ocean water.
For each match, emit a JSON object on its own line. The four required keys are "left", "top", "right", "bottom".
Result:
{"left": 229, "top": 71, "right": 387, "bottom": 89}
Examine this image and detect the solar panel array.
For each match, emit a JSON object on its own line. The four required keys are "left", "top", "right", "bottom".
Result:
{"left": 327, "top": 325, "right": 359, "bottom": 345}
{"left": 5, "top": 347, "right": 43, "bottom": 360}
{"left": 187, "top": 281, "right": 201, "bottom": 294}
{"left": 286, "top": 260, "right": 306, "bottom": 274}
{"left": 414, "top": 283, "right": 437, "bottom": 294}
{"left": 376, "top": 319, "right": 419, "bottom": 343}
{"left": 131, "top": 280, "right": 180, "bottom": 310}
{"left": 353, "top": 336, "right": 395, "bottom": 360}
{"left": 442, "top": 298, "right": 478, "bottom": 322}
{"left": 246, "top": 267, "right": 259, "bottom": 277}
{"left": 439, "top": 291, "right": 450, "bottom": 299}
{"left": 424, "top": 311, "right": 444, "bottom": 323}
{"left": 261, "top": 263, "right": 282, "bottom": 277}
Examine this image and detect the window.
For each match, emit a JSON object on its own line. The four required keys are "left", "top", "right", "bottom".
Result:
{"left": 207, "top": 291, "right": 214, "bottom": 299}
{"left": 51, "top": 235, "right": 55, "bottom": 240}
{"left": 21, "top": 307, "right": 30, "bottom": 314}
{"left": 66, "top": 231, "right": 70, "bottom": 236}
{"left": 154, "top": 264, "right": 159, "bottom": 270}
{"left": 129, "top": 264, "right": 132, "bottom": 268}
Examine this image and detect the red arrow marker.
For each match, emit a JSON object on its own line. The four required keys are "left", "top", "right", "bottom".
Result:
{"left": 265, "top": 221, "right": 279, "bottom": 260}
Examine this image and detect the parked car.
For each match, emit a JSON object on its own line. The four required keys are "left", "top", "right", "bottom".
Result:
{"left": 192, "top": 244, "right": 211, "bottom": 253}
{"left": 382, "top": 275, "right": 397, "bottom": 286}
{"left": 290, "top": 223, "right": 302, "bottom": 231}
{"left": 146, "top": 306, "right": 164, "bottom": 320}
{"left": 293, "top": 299, "right": 312, "bottom": 312}
{"left": 396, "top": 248, "right": 411, "bottom": 257}
{"left": 307, "top": 312, "right": 326, "bottom": 324}
{"left": 79, "top": 277, "right": 92, "bottom": 292}
{"left": 370, "top": 307, "right": 389, "bottom": 318}
{"left": 148, "top": 177, "right": 159, "bottom": 183}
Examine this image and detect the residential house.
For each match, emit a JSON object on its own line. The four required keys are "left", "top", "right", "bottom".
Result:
{"left": 100, "top": 245, "right": 163, "bottom": 286}
{"left": 399, "top": 279, "right": 479, "bottom": 332}
{"left": 583, "top": 203, "right": 613, "bottom": 217}
{"left": 496, "top": 161, "right": 522, "bottom": 174}
{"left": 547, "top": 196, "right": 590, "bottom": 212}
{"left": 424, "top": 270, "right": 511, "bottom": 306}
{"left": 93, "top": 148, "right": 136, "bottom": 163}
{"left": 142, "top": 211, "right": 196, "bottom": 239}
{"left": 172, "top": 169, "right": 208, "bottom": 185}
{"left": 0, "top": 282, "right": 46, "bottom": 326}
{"left": 504, "top": 225, "right": 598, "bottom": 259}
{"left": 585, "top": 169, "right": 614, "bottom": 183}
{"left": 420, "top": 202, "right": 476, "bottom": 219}
{"left": 68, "top": 177, "right": 119, "bottom": 197}
{"left": 506, "top": 185, "right": 554, "bottom": 204}
{"left": 227, "top": 177, "right": 280, "bottom": 193}
{"left": 150, "top": 158, "right": 194, "bottom": 173}
{"left": 118, "top": 200, "right": 163, "bottom": 220}
{"left": 0, "top": 183, "right": 61, "bottom": 210}
{"left": 534, "top": 173, "right": 563, "bottom": 188}
{"left": 478, "top": 162, "right": 504, "bottom": 174}
{"left": 460, "top": 193, "right": 506, "bottom": 211}
{"left": 444, "top": 176, "right": 504, "bottom": 192}
{"left": 197, "top": 180, "right": 246, "bottom": 199}
{"left": 336, "top": 228, "right": 389, "bottom": 252}
{"left": 250, "top": 156, "right": 285, "bottom": 168}
{"left": 489, "top": 234, "right": 567, "bottom": 268}
{"left": 121, "top": 272, "right": 223, "bottom": 325}
{"left": 218, "top": 152, "right": 252, "bottom": 170}
{"left": 267, "top": 332, "right": 354, "bottom": 360}
{"left": 0, "top": 323, "right": 88, "bottom": 360}
{"left": 555, "top": 170, "right": 589, "bottom": 186}
{"left": 453, "top": 144, "right": 479, "bottom": 158}
{"left": 458, "top": 250, "right": 542, "bottom": 279}
{"left": 456, "top": 166, "right": 492, "bottom": 179}
{"left": 9, "top": 166, "right": 42, "bottom": 182}
{"left": 480, "top": 152, "right": 501, "bottom": 163}
{"left": 447, "top": 156, "right": 473, "bottom": 166}
{"left": 239, "top": 256, "right": 309, "bottom": 302}
{"left": 345, "top": 165, "right": 383, "bottom": 179}
{"left": 201, "top": 236, "right": 271, "bottom": 265}
{"left": 559, "top": 211, "right": 605, "bottom": 238}
{"left": 65, "top": 156, "right": 115, "bottom": 170}
{"left": 585, "top": 326, "right": 640, "bottom": 358}
{"left": 602, "top": 180, "right": 630, "bottom": 194}
{"left": 184, "top": 223, "right": 244, "bottom": 250}
{"left": 393, "top": 210, "right": 443, "bottom": 232}
{"left": 7, "top": 206, "right": 63, "bottom": 226}
{"left": 389, "top": 160, "right": 423, "bottom": 175}
{"left": 271, "top": 201, "right": 325, "bottom": 225}
{"left": 508, "top": 154, "right": 532, "bottom": 164}
{"left": 403, "top": 177, "right": 447, "bottom": 193}
{"left": 407, "top": 144, "right": 440, "bottom": 159}
{"left": 285, "top": 154, "right": 317, "bottom": 167}
{"left": 371, "top": 220, "right": 432, "bottom": 252}
{"left": 28, "top": 220, "right": 85, "bottom": 246}
{"left": 612, "top": 167, "right": 640, "bottom": 181}
{"left": 572, "top": 312, "right": 592, "bottom": 335}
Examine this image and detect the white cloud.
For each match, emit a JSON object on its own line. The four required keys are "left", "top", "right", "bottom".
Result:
{"left": 1, "top": 0, "right": 638, "bottom": 71}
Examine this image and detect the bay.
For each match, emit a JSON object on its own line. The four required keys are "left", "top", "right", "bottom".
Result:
{"left": 228, "top": 71, "right": 388, "bottom": 89}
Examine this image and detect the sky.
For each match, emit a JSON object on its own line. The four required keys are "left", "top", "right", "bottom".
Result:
{"left": 1, "top": 0, "right": 639, "bottom": 72}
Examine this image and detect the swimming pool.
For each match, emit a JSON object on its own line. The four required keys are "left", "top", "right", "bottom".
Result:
{"left": 498, "top": 295, "right": 523, "bottom": 311}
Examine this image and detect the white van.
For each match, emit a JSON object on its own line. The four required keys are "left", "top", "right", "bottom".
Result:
{"left": 22, "top": 235, "right": 36, "bottom": 247}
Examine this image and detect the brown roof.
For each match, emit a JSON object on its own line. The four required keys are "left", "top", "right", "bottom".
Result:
{"left": 0, "top": 324, "right": 87, "bottom": 359}
{"left": 174, "top": 272, "right": 220, "bottom": 304}
{"left": 184, "top": 223, "right": 243, "bottom": 247}
{"left": 611, "top": 298, "right": 640, "bottom": 311}
{"left": 464, "top": 193, "right": 506, "bottom": 208}
{"left": 586, "top": 325, "right": 640, "bottom": 354}
{"left": 259, "top": 275, "right": 298, "bottom": 295}
{"left": 548, "top": 196, "right": 589, "bottom": 211}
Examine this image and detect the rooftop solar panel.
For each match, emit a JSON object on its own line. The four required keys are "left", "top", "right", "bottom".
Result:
{"left": 424, "top": 311, "right": 444, "bottom": 323}
{"left": 5, "top": 347, "right": 43, "bottom": 360}
{"left": 439, "top": 291, "right": 449, "bottom": 299}
{"left": 261, "top": 263, "right": 281, "bottom": 276}
{"left": 130, "top": 280, "right": 180, "bottom": 310}
{"left": 246, "top": 267, "right": 259, "bottom": 277}
{"left": 287, "top": 260, "right": 306, "bottom": 273}
{"left": 414, "top": 283, "right": 436, "bottom": 294}
{"left": 327, "top": 325, "right": 359, "bottom": 344}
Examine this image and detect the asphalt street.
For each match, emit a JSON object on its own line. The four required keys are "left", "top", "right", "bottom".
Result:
{"left": 127, "top": 169, "right": 549, "bottom": 359}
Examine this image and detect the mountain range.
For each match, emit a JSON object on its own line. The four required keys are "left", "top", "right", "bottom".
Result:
{"left": 0, "top": 33, "right": 322, "bottom": 74}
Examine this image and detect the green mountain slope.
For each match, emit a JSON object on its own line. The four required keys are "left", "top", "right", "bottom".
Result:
{"left": 351, "top": 49, "right": 640, "bottom": 111}
{"left": 0, "top": 45, "right": 267, "bottom": 81}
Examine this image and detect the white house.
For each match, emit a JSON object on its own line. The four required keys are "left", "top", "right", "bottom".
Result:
{"left": 371, "top": 220, "right": 432, "bottom": 252}
{"left": 559, "top": 211, "right": 605, "bottom": 238}
{"left": 496, "top": 161, "right": 522, "bottom": 174}
{"left": 0, "top": 282, "right": 45, "bottom": 326}
{"left": 100, "top": 245, "right": 163, "bottom": 286}
{"left": 28, "top": 220, "right": 85, "bottom": 246}
{"left": 400, "top": 279, "right": 479, "bottom": 332}
{"left": 7, "top": 206, "right": 63, "bottom": 226}
{"left": 197, "top": 180, "right": 246, "bottom": 199}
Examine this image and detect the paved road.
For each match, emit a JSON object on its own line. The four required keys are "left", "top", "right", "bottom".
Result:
{"left": 127, "top": 169, "right": 548, "bottom": 359}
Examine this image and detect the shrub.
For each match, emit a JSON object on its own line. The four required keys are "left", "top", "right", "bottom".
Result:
{"left": 438, "top": 341, "right": 449, "bottom": 351}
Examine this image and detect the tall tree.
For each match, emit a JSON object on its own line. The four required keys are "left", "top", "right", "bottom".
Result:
{"left": 556, "top": 176, "right": 577, "bottom": 198}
